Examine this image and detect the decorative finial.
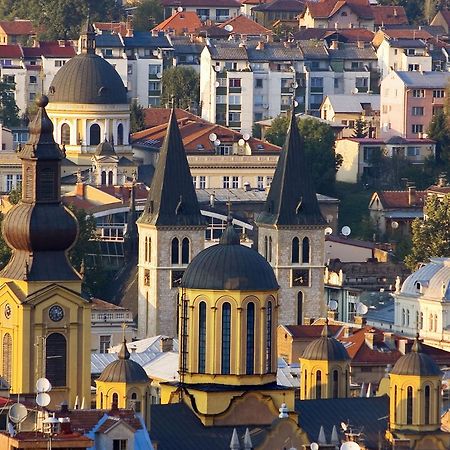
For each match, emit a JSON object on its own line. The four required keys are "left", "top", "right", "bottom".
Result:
{"left": 36, "top": 95, "right": 49, "bottom": 108}
{"left": 121, "top": 322, "right": 127, "bottom": 341}
{"left": 131, "top": 170, "right": 137, "bottom": 184}
{"left": 118, "top": 334, "right": 130, "bottom": 360}
{"left": 76, "top": 169, "right": 82, "bottom": 184}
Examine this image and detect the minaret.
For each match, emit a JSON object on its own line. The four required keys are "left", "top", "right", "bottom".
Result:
{"left": 0, "top": 96, "right": 91, "bottom": 408}
{"left": 137, "top": 109, "right": 206, "bottom": 337}
{"left": 255, "top": 108, "right": 326, "bottom": 324}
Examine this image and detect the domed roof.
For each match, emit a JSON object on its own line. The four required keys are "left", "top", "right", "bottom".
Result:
{"left": 301, "top": 323, "right": 349, "bottom": 361}
{"left": 97, "top": 340, "right": 150, "bottom": 384}
{"left": 95, "top": 139, "right": 117, "bottom": 157}
{"left": 48, "top": 53, "right": 127, "bottom": 105}
{"left": 181, "top": 219, "right": 279, "bottom": 291}
{"left": 391, "top": 335, "right": 441, "bottom": 377}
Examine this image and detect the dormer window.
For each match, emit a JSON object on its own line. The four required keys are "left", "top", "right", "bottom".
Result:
{"left": 415, "top": 282, "right": 421, "bottom": 292}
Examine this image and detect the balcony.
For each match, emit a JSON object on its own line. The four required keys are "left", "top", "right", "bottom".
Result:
{"left": 229, "top": 87, "right": 241, "bottom": 93}
{"left": 281, "top": 87, "right": 293, "bottom": 94}
{"left": 229, "top": 104, "right": 241, "bottom": 111}
{"left": 310, "top": 86, "right": 323, "bottom": 93}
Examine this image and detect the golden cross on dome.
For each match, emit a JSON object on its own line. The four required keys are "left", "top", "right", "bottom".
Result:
{"left": 121, "top": 322, "right": 127, "bottom": 341}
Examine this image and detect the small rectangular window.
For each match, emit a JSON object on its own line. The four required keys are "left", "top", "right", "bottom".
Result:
{"left": 223, "top": 176, "right": 230, "bottom": 188}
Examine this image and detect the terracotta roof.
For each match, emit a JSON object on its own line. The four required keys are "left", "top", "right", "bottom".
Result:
{"left": 6, "top": 431, "right": 92, "bottom": 444}
{"left": 382, "top": 28, "right": 432, "bottom": 41}
{"left": 162, "top": 0, "right": 241, "bottom": 6}
{"left": 377, "top": 190, "right": 426, "bottom": 209}
{"left": 91, "top": 298, "right": 127, "bottom": 310}
{"left": 94, "top": 21, "right": 128, "bottom": 35}
{"left": 0, "top": 19, "right": 35, "bottom": 36}
{"left": 219, "top": 14, "right": 272, "bottom": 35}
{"left": 241, "top": 0, "right": 269, "bottom": 4}
{"left": 283, "top": 324, "right": 342, "bottom": 338}
{"left": 153, "top": 11, "right": 202, "bottom": 35}
{"left": 305, "top": 0, "right": 372, "bottom": 20}
{"left": 0, "top": 44, "right": 23, "bottom": 58}
{"left": 371, "top": 5, "right": 408, "bottom": 25}
{"left": 252, "top": 0, "right": 305, "bottom": 12}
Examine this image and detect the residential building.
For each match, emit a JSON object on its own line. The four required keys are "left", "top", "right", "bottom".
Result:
{"left": 170, "top": 36, "right": 204, "bottom": 71}
{"left": 430, "top": 9, "right": 450, "bottom": 35}
{"left": 294, "top": 26, "right": 375, "bottom": 44}
{"left": 0, "top": 19, "right": 35, "bottom": 45}
{"left": 161, "top": 0, "right": 241, "bottom": 22}
{"left": 219, "top": 14, "right": 273, "bottom": 38}
{"left": 380, "top": 71, "right": 450, "bottom": 139}
{"left": 251, "top": 0, "right": 305, "bottom": 29}
{"left": 152, "top": 11, "right": 203, "bottom": 35}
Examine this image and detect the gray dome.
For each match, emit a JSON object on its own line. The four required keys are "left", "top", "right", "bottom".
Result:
{"left": 181, "top": 221, "right": 279, "bottom": 291}
{"left": 391, "top": 336, "right": 441, "bottom": 377}
{"left": 302, "top": 324, "right": 349, "bottom": 361}
{"left": 48, "top": 53, "right": 127, "bottom": 105}
{"left": 97, "top": 340, "right": 149, "bottom": 383}
{"left": 95, "top": 139, "right": 117, "bottom": 157}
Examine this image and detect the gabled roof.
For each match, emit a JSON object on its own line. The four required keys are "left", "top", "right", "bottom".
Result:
{"left": 0, "top": 44, "right": 23, "bottom": 58}
{"left": 162, "top": 0, "right": 241, "bottom": 6}
{"left": 95, "top": 33, "right": 124, "bottom": 48}
{"left": 219, "top": 14, "right": 272, "bottom": 35}
{"left": 294, "top": 27, "right": 374, "bottom": 43}
{"left": 94, "top": 21, "right": 129, "bottom": 35}
{"left": 152, "top": 11, "right": 203, "bottom": 35}
{"left": 256, "top": 108, "right": 326, "bottom": 227}
{"left": 373, "top": 190, "right": 426, "bottom": 209}
{"left": 0, "top": 19, "right": 35, "bottom": 36}
{"left": 138, "top": 109, "right": 205, "bottom": 227}
{"left": 305, "top": 0, "right": 373, "bottom": 20}
{"left": 252, "top": 0, "right": 305, "bottom": 12}
{"left": 123, "top": 32, "right": 172, "bottom": 49}
{"left": 22, "top": 41, "right": 75, "bottom": 58}
{"left": 394, "top": 71, "right": 450, "bottom": 89}
{"left": 371, "top": 5, "right": 408, "bottom": 25}
{"left": 324, "top": 94, "right": 380, "bottom": 113}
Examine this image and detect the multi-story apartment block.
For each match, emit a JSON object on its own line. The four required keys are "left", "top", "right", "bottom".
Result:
{"left": 380, "top": 71, "right": 450, "bottom": 139}
{"left": 161, "top": 0, "right": 241, "bottom": 22}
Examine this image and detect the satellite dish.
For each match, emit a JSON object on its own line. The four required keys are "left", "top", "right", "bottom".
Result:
{"left": 391, "top": 221, "right": 399, "bottom": 229}
{"left": 36, "top": 377, "right": 52, "bottom": 393}
{"left": 328, "top": 300, "right": 338, "bottom": 311}
{"left": 356, "top": 303, "right": 368, "bottom": 316}
{"left": 351, "top": 88, "right": 359, "bottom": 95}
{"left": 324, "top": 227, "right": 333, "bottom": 235}
{"left": 215, "top": 81, "right": 220, "bottom": 88}
{"left": 310, "top": 443, "right": 319, "bottom": 450}
{"left": 340, "top": 442, "right": 361, "bottom": 450}
{"left": 224, "top": 24, "right": 233, "bottom": 32}
{"left": 177, "top": 6, "right": 183, "bottom": 12}
{"left": 341, "top": 226, "right": 351, "bottom": 236}
{"left": 156, "top": 72, "right": 162, "bottom": 79}
{"left": 208, "top": 133, "right": 217, "bottom": 142}
{"left": 238, "top": 138, "right": 245, "bottom": 146}
{"left": 293, "top": 82, "right": 299, "bottom": 89}
{"left": 36, "top": 393, "right": 51, "bottom": 407}
{"left": 341, "top": 422, "right": 348, "bottom": 431}
{"left": 214, "top": 139, "right": 221, "bottom": 146}
{"left": 152, "top": 49, "right": 159, "bottom": 56}
{"left": 7, "top": 422, "right": 15, "bottom": 437}
{"left": 9, "top": 403, "right": 28, "bottom": 424}
{"left": 243, "top": 133, "right": 250, "bottom": 141}
{"left": 294, "top": 100, "right": 299, "bottom": 107}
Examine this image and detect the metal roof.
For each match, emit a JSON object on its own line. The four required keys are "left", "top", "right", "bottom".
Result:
{"left": 395, "top": 71, "right": 450, "bottom": 88}
{"left": 325, "top": 94, "right": 380, "bottom": 113}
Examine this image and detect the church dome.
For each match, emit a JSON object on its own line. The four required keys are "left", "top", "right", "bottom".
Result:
{"left": 98, "top": 340, "right": 149, "bottom": 384}
{"left": 181, "top": 220, "right": 279, "bottom": 291}
{"left": 95, "top": 139, "right": 117, "bottom": 157}
{"left": 302, "top": 323, "right": 349, "bottom": 361}
{"left": 391, "top": 335, "right": 441, "bottom": 377}
{"left": 48, "top": 53, "right": 127, "bottom": 105}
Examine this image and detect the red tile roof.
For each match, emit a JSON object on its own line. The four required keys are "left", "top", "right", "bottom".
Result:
{"left": 162, "top": 0, "right": 241, "bottom": 6}
{"left": 371, "top": 5, "right": 408, "bottom": 25}
{"left": 23, "top": 41, "right": 76, "bottom": 58}
{"left": 0, "top": 44, "right": 23, "bottom": 58}
{"left": 91, "top": 298, "right": 128, "bottom": 310}
{"left": 153, "top": 11, "right": 203, "bottom": 34}
{"left": 377, "top": 190, "right": 426, "bottom": 209}
{"left": 219, "top": 14, "right": 272, "bottom": 35}
{"left": 305, "top": 0, "right": 373, "bottom": 20}
{"left": 95, "top": 22, "right": 128, "bottom": 36}
{"left": 241, "top": 0, "right": 270, "bottom": 4}
{"left": 0, "top": 19, "right": 35, "bottom": 36}
{"left": 382, "top": 28, "right": 432, "bottom": 41}
{"left": 284, "top": 324, "right": 342, "bottom": 338}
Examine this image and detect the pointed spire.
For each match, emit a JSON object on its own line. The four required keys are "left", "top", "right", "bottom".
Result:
{"left": 256, "top": 107, "right": 325, "bottom": 227}
{"left": 230, "top": 428, "right": 240, "bottom": 450}
{"left": 412, "top": 332, "right": 423, "bottom": 353}
{"left": 139, "top": 108, "right": 205, "bottom": 227}
{"left": 243, "top": 429, "right": 253, "bottom": 450}
{"left": 219, "top": 215, "right": 240, "bottom": 245}
{"left": 317, "top": 425, "right": 327, "bottom": 445}
{"left": 331, "top": 425, "right": 339, "bottom": 445}
{"left": 321, "top": 318, "right": 332, "bottom": 338}
{"left": 118, "top": 338, "right": 131, "bottom": 360}
{"left": 80, "top": 15, "right": 96, "bottom": 54}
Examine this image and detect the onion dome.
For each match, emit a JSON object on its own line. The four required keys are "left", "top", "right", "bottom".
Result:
{"left": 181, "top": 218, "right": 279, "bottom": 291}
{"left": 98, "top": 339, "right": 150, "bottom": 383}
{"left": 391, "top": 334, "right": 441, "bottom": 377}
{"left": 1, "top": 96, "right": 79, "bottom": 281}
{"left": 302, "top": 322, "right": 349, "bottom": 361}
{"left": 95, "top": 139, "right": 117, "bottom": 157}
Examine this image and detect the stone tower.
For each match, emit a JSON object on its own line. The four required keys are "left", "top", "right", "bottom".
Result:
{"left": 255, "top": 108, "right": 326, "bottom": 325}
{"left": 137, "top": 109, "right": 206, "bottom": 338}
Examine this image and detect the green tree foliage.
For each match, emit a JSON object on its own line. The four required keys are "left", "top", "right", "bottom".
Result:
{"left": 428, "top": 109, "right": 450, "bottom": 167}
{"left": 265, "top": 115, "right": 341, "bottom": 195}
{"left": 0, "top": 81, "right": 20, "bottom": 127}
{"left": 132, "top": 0, "right": 163, "bottom": 31}
{"left": 130, "top": 100, "right": 146, "bottom": 133}
{"left": 352, "top": 118, "right": 368, "bottom": 138}
{"left": 377, "top": 0, "right": 427, "bottom": 24}
{"left": 1, "top": 0, "right": 123, "bottom": 39}
{"left": 0, "top": 213, "right": 11, "bottom": 269}
{"left": 405, "top": 194, "right": 450, "bottom": 270}
{"left": 161, "top": 66, "right": 200, "bottom": 110}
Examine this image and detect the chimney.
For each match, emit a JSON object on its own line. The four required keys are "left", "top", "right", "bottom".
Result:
{"left": 256, "top": 40, "right": 265, "bottom": 50}
{"left": 398, "top": 338, "right": 408, "bottom": 355}
{"left": 126, "top": 17, "right": 134, "bottom": 37}
{"left": 243, "top": 182, "right": 251, "bottom": 191}
{"left": 354, "top": 315, "right": 367, "bottom": 326}
{"left": 60, "top": 401, "right": 69, "bottom": 414}
{"left": 408, "top": 185, "right": 416, "bottom": 206}
{"left": 59, "top": 417, "right": 72, "bottom": 435}
{"left": 357, "top": 40, "right": 364, "bottom": 49}
{"left": 160, "top": 337, "right": 173, "bottom": 352}
{"left": 75, "top": 179, "right": 85, "bottom": 198}
{"left": 364, "top": 330, "right": 375, "bottom": 350}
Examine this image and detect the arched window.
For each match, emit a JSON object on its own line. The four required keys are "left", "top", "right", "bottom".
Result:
{"left": 112, "top": 392, "right": 118, "bottom": 407}
{"left": 304, "top": 369, "right": 307, "bottom": 398}
{"left": 315, "top": 370, "right": 322, "bottom": 399}
{"left": 406, "top": 309, "right": 410, "bottom": 326}
{"left": 100, "top": 392, "right": 104, "bottom": 409}
{"left": 198, "top": 302, "right": 206, "bottom": 374}
{"left": 101, "top": 171, "right": 107, "bottom": 185}
{"left": 266, "top": 301, "right": 272, "bottom": 372}
{"left": 402, "top": 308, "right": 405, "bottom": 326}
{"left": 302, "top": 237, "right": 310, "bottom": 263}
{"left": 108, "top": 171, "right": 113, "bottom": 186}
{"left": 46, "top": 333, "right": 66, "bottom": 387}
{"left": 61, "top": 123, "right": 70, "bottom": 145}
{"left": 424, "top": 385, "right": 431, "bottom": 425}
{"left": 117, "top": 123, "right": 124, "bottom": 145}
{"left": 171, "top": 238, "right": 179, "bottom": 265}
{"left": 246, "top": 302, "right": 255, "bottom": 375}
{"left": 264, "top": 236, "right": 268, "bottom": 259}
{"left": 406, "top": 386, "right": 413, "bottom": 425}
{"left": 181, "top": 238, "right": 190, "bottom": 264}
{"left": 292, "top": 237, "right": 300, "bottom": 263}
{"left": 130, "top": 392, "right": 141, "bottom": 412}
{"left": 90, "top": 123, "right": 101, "bottom": 145}
{"left": 268, "top": 237, "right": 272, "bottom": 262}
{"left": 297, "top": 291, "right": 303, "bottom": 325}
{"left": 2, "top": 333, "right": 12, "bottom": 384}
{"left": 332, "top": 369, "right": 339, "bottom": 398}
{"left": 221, "top": 303, "right": 231, "bottom": 375}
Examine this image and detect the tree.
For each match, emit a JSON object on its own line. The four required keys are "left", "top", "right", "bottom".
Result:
{"left": 0, "top": 81, "right": 20, "bottom": 127}
{"left": 161, "top": 66, "right": 200, "bottom": 110}
{"left": 428, "top": 109, "right": 450, "bottom": 167}
{"left": 0, "top": 213, "right": 11, "bottom": 269}
{"left": 352, "top": 118, "right": 368, "bottom": 138}
{"left": 130, "top": 100, "right": 146, "bottom": 133}
{"left": 265, "top": 115, "right": 341, "bottom": 195}
{"left": 405, "top": 194, "right": 450, "bottom": 270}
{"left": 131, "top": 0, "right": 163, "bottom": 32}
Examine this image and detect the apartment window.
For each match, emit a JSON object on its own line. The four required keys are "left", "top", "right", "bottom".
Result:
{"left": 217, "top": 77, "right": 227, "bottom": 87}
{"left": 54, "top": 60, "right": 65, "bottom": 67}
{"left": 192, "top": 176, "right": 197, "bottom": 187}
{"left": 6, "top": 174, "right": 13, "bottom": 192}
{"left": 281, "top": 78, "right": 292, "bottom": 88}
{"left": 310, "top": 77, "right": 323, "bottom": 88}
{"left": 229, "top": 95, "right": 241, "bottom": 105}
{"left": 433, "top": 89, "right": 445, "bottom": 98}
{"left": 216, "top": 8, "right": 229, "bottom": 17}
{"left": 257, "top": 176, "right": 264, "bottom": 189}
{"left": 223, "top": 176, "right": 230, "bottom": 188}
{"left": 228, "top": 112, "right": 241, "bottom": 123}
{"left": 351, "top": 61, "right": 363, "bottom": 70}
{"left": 407, "top": 147, "right": 420, "bottom": 157}
{"left": 3, "top": 75, "right": 14, "bottom": 84}
{"left": 355, "top": 77, "right": 368, "bottom": 88}
{"left": 149, "top": 65, "right": 161, "bottom": 75}
{"left": 266, "top": 176, "right": 272, "bottom": 187}
{"left": 412, "top": 124, "right": 423, "bottom": 134}
{"left": 229, "top": 78, "right": 241, "bottom": 88}
{"left": 113, "top": 440, "right": 127, "bottom": 450}
{"left": 29, "top": 75, "right": 37, "bottom": 84}
{"left": 224, "top": 61, "right": 237, "bottom": 71}
{"left": 196, "top": 8, "right": 210, "bottom": 18}
{"left": 103, "top": 48, "right": 113, "bottom": 57}
{"left": 254, "top": 112, "right": 263, "bottom": 121}
{"left": 1, "top": 59, "right": 12, "bottom": 66}
{"left": 216, "top": 95, "right": 226, "bottom": 104}
{"left": 408, "top": 64, "right": 420, "bottom": 71}
{"left": 99, "top": 335, "right": 111, "bottom": 354}
{"left": 255, "top": 78, "right": 263, "bottom": 88}
{"left": 232, "top": 176, "right": 239, "bottom": 188}
{"left": 412, "top": 89, "right": 425, "bottom": 98}
{"left": 199, "top": 176, "right": 206, "bottom": 189}
{"left": 412, "top": 106, "right": 424, "bottom": 116}
{"left": 16, "top": 174, "right": 22, "bottom": 190}
{"left": 148, "top": 81, "right": 161, "bottom": 91}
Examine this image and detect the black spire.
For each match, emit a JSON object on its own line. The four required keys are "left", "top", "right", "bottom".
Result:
{"left": 139, "top": 108, "right": 205, "bottom": 227}
{"left": 118, "top": 338, "right": 131, "bottom": 360}
{"left": 123, "top": 178, "right": 138, "bottom": 258}
{"left": 256, "top": 108, "right": 325, "bottom": 227}
{"left": 80, "top": 16, "right": 96, "bottom": 55}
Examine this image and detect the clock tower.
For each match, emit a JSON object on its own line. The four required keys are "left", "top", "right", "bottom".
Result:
{"left": 0, "top": 97, "right": 91, "bottom": 408}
